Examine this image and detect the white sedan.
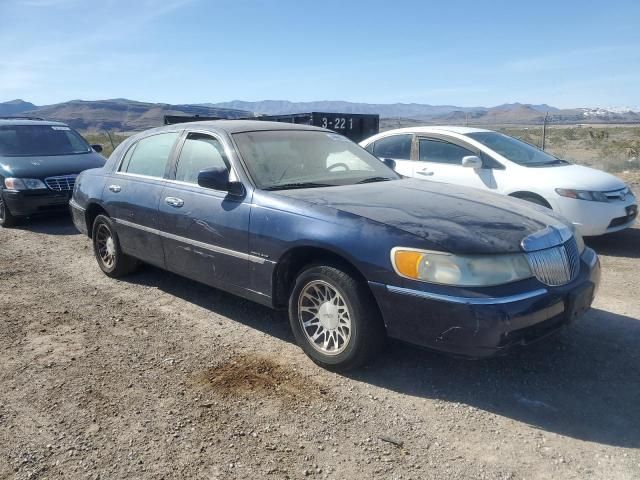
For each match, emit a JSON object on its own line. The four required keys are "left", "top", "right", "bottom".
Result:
{"left": 360, "top": 126, "right": 637, "bottom": 236}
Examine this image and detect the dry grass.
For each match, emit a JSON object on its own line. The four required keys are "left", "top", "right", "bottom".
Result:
{"left": 499, "top": 125, "right": 640, "bottom": 173}
{"left": 82, "top": 132, "right": 128, "bottom": 158}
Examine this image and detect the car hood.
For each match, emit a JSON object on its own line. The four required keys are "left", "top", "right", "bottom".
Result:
{"left": 522, "top": 163, "right": 626, "bottom": 191}
{"left": 0, "top": 152, "right": 106, "bottom": 179}
{"left": 275, "top": 178, "right": 569, "bottom": 254}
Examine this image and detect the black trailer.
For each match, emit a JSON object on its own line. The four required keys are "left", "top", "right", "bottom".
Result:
{"left": 164, "top": 114, "right": 223, "bottom": 125}
{"left": 249, "top": 112, "right": 379, "bottom": 142}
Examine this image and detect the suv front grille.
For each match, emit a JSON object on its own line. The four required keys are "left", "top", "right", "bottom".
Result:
{"left": 525, "top": 238, "right": 581, "bottom": 286}
{"left": 45, "top": 174, "right": 77, "bottom": 192}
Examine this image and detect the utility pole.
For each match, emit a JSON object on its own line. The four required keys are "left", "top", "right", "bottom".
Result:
{"left": 541, "top": 111, "right": 549, "bottom": 150}
{"left": 104, "top": 130, "right": 116, "bottom": 149}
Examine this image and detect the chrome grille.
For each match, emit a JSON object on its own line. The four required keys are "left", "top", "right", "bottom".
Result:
{"left": 525, "top": 238, "right": 581, "bottom": 286}
{"left": 44, "top": 174, "right": 77, "bottom": 192}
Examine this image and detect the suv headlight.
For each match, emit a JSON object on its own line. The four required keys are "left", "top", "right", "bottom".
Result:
{"left": 391, "top": 248, "right": 533, "bottom": 287}
{"left": 555, "top": 188, "right": 608, "bottom": 202}
{"left": 4, "top": 178, "right": 47, "bottom": 190}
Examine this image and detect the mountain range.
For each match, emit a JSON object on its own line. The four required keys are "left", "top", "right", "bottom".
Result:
{"left": 1, "top": 98, "right": 639, "bottom": 132}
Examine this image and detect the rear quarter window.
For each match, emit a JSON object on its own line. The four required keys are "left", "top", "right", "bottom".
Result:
{"left": 372, "top": 134, "right": 412, "bottom": 160}
{"left": 119, "top": 132, "right": 179, "bottom": 178}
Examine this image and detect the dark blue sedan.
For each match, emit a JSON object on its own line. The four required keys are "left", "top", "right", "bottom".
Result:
{"left": 70, "top": 121, "right": 600, "bottom": 370}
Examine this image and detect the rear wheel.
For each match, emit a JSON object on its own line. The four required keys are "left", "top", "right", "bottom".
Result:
{"left": 0, "top": 193, "right": 18, "bottom": 228}
{"left": 288, "top": 264, "right": 386, "bottom": 371}
{"left": 92, "top": 214, "right": 139, "bottom": 277}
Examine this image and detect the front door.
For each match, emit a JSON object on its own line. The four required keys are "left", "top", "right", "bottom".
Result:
{"left": 102, "top": 131, "right": 181, "bottom": 268}
{"left": 414, "top": 136, "right": 497, "bottom": 190}
{"left": 157, "top": 132, "right": 251, "bottom": 289}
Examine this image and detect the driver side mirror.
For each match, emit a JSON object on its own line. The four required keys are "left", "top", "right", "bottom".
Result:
{"left": 382, "top": 158, "right": 396, "bottom": 170}
{"left": 197, "top": 167, "right": 245, "bottom": 196}
{"left": 462, "top": 155, "right": 483, "bottom": 169}
{"left": 91, "top": 144, "right": 103, "bottom": 153}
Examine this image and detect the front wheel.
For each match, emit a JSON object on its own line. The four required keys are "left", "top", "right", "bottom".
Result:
{"left": 92, "top": 214, "right": 139, "bottom": 277}
{"left": 288, "top": 264, "right": 386, "bottom": 371}
{"left": 0, "top": 193, "right": 19, "bottom": 228}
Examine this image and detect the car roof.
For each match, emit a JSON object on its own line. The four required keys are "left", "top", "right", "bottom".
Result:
{"left": 0, "top": 117, "right": 69, "bottom": 127}
{"left": 150, "top": 119, "right": 331, "bottom": 135}
{"left": 376, "top": 125, "right": 494, "bottom": 136}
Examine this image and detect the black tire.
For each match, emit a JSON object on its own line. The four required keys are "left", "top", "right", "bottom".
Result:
{"left": 91, "top": 214, "right": 139, "bottom": 277}
{"left": 517, "top": 194, "right": 551, "bottom": 209}
{"left": 0, "top": 193, "right": 19, "bottom": 228}
{"left": 288, "top": 264, "right": 386, "bottom": 371}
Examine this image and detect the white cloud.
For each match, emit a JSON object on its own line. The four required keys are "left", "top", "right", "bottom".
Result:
{"left": 0, "top": 0, "right": 201, "bottom": 103}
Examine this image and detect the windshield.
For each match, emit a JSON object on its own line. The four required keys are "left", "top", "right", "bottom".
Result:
{"left": 233, "top": 130, "right": 400, "bottom": 190}
{"left": 466, "top": 131, "right": 566, "bottom": 166}
{"left": 0, "top": 124, "right": 91, "bottom": 157}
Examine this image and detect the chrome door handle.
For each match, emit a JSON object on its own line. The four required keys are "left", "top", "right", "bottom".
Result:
{"left": 417, "top": 170, "right": 434, "bottom": 176}
{"left": 108, "top": 184, "right": 121, "bottom": 192}
{"left": 165, "top": 197, "right": 184, "bottom": 208}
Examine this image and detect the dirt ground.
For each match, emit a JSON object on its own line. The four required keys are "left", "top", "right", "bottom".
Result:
{"left": 1, "top": 215, "right": 639, "bottom": 480}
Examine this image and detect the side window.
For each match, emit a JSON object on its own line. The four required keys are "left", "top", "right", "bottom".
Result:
{"left": 418, "top": 138, "right": 475, "bottom": 165}
{"left": 365, "top": 142, "right": 375, "bottom": 154}
{"left": 373, "top": 135, "right": 412, "bottom": 160}
{"left": 175, "top": 133, "right": 229, "bottom": 184}
{"left": 120, "top": 132, "right": 179, "bottom": 178}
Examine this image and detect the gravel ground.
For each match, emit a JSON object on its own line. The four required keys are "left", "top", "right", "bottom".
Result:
{"left": 0, "top": 216, "right": 639, "bottom": 480}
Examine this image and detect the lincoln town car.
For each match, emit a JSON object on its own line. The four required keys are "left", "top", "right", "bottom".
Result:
{"left": 70, "top": 121, "right": 600, "bottom": 370}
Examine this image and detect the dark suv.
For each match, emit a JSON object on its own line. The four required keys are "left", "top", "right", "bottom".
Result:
{"left": 0, "top": 117, "right": 106, "bottom": 227}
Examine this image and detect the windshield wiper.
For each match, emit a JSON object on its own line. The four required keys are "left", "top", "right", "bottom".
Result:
{"left": 356, "top": 176, "right": 394, "bottom": 184}
{"left": 263, "top": 182, "right": 333, "bottom": 191}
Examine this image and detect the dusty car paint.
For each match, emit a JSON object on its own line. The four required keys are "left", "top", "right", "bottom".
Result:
{"left": 70, "top": 121, "right": 600, "bottom": 357}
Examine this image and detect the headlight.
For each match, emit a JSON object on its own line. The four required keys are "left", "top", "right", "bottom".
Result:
{"left": 555, "top": 188, "right": 608, "bottom": 202}
{"left": 391, "top": 248, "right": 533, "bottom": 287}
{"left": 4, "top": 178, "right": 47, "bottom": 190}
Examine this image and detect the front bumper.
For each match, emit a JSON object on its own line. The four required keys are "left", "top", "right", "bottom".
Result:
{"left": 2, "top": 188, "right": 71, "bottom": 217}
{"left": 553, "top": 194, "right": 637, "bottom": 236}
{"left": 369, "top": 247, "right": 601, "bottom": 358}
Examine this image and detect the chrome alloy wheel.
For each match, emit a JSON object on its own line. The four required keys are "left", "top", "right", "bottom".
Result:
{"left": 96, "top": 224, "right": 116, "bottom": 269}
{"left": 298, "top": 280, "right": 352, "bottom": 356}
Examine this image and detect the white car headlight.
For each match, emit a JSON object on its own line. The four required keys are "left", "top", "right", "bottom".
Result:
{"left": 555, "top": 188, "right": 608, "bottom": 202}
{"left": 391, "top": 248, "right": 533, "bottom": 287}
{"left": 5, "top": 178, "right": 47, "bottom": 190}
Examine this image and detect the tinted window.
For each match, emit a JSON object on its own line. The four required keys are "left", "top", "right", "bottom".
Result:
{"left": 466, "top": 131, "right": 565, "bottom": 166}
{"left": 419, "top": 138, "right": 474, "bottom": 165}
{"left": 121, "top": 132, "right": 179, "bottom": 178}
{"left": 373, "top": 135, "right": 412, "bottom": 160}
{"left": 0, "top": 125, "right": 91, "bottom": 156}
{"left": 175, "top": 133, "right": 228, "bottom": 184}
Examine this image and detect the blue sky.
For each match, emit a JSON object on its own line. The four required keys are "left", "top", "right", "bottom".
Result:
{"left": 1, "top": 0, "right": 639, "bottom": 108}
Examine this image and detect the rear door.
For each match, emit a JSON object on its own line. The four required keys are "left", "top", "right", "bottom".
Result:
{"left": 102, "top": 131, "right": 181, "bottom": 267}
{"left": 414, "top": 136, "right": 497, "bottom": 190}
{"left": 368, "top": 134, "right": 414, "bottom": 176}
{"left": 157, "top": 131, "right": 251, "bottom": 289}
